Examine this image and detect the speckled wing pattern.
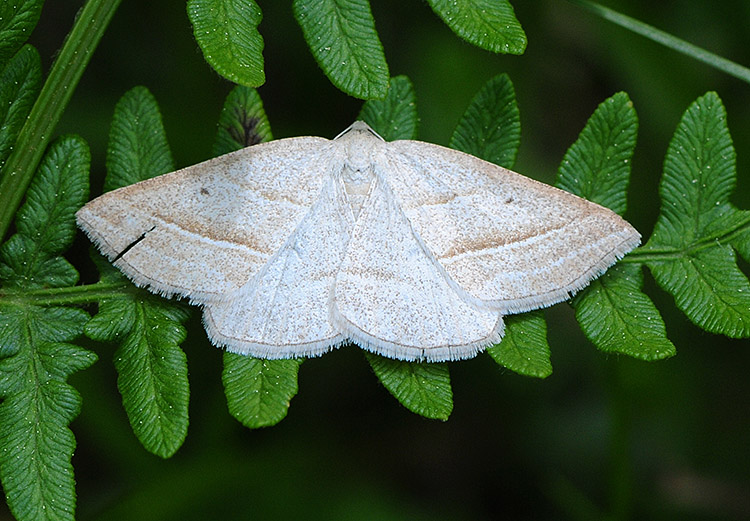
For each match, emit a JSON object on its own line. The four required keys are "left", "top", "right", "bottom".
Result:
{"left": 383, "top": 141, "right": 641, "bottom": 314}
{"left": 76, "top": 122, "right": 640, "bottom": 362}
{"left": 76, "top": 137, "right": 332, "bottom": 303}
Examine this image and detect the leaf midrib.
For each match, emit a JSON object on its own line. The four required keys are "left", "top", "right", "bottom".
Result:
{"left": 626, "top": 212, "right": 750, "bottom": 263}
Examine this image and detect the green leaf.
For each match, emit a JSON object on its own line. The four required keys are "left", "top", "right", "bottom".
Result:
{"left": 187, "top": 0, "right": 265, "bottom": 87}
{"left": 426, "top": 0, "right": 526, "bottom": 55}
{"left": 0, "top": 306, "right": 25, "bottom": 358}
{"left": 213, "top": 85, "right": 272, "bottom": 156}
{"left": 645, "top": 92, "right": 750, "bottom": 337}
{"left": 651, "top": 247, "right": 750, "bottom": 337}
{"left": 555, "top": 92, "right": 638, "bottom": 215}
{"left": 83, "top": 87, "right": 190, "bottom": 457}
{"left": 0, "top": 235, "right": 77, "bottom": 289}
{"left": 15, "top": 137, "right": 90, "bottom": 255}
{"left": 364, "top": 353, "right": 452, "bottom": 420}
{"left": 358, "top": 75, "right": 418, "bottom": 140}
{"left": 0, "top": 0, "right": 120, "bottom": 241}
{"left": 222, "top": 353, "right": 302, "bottom": 428}
{"left": 732, "top": 218, "right": 750, "bottom": 263}
{"left": 573, "top": 264, "right": 675, "bottom": 360}
{"left": 487, "top": 311, "right": 551, "bottom": 378}
{"left": 293, "top": 0, "right": 389, "bottom": 99}
{"left": 84, "top": 272, "right": 190, "bottom": 458}
{"left": 0, "top": 305, "right": 96, "bottom": 521}
{"left": 0, "top": 45, "right": 42, "bottom": 170}
{"left": 0, "top": 0, "right": 43, "bottom": 67}
{"left": 551, "top": 92, "right": 672, "bottom": 357}
{"left": 649, "top": 93, "right": 736, "bottom": 245}
{"left": 450, "top": 73, "right": 520, "bottom": 168}
{"left": 113, "top": 299, "right": 189, "bottom": 458}
{"left": 105, "top": 86, "right": 174, "bottom": 192}
{"left": 0, "top": 135, "right": 89, "bottom": 288}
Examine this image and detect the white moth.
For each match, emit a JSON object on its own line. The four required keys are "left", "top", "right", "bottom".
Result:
{"left": 76, "top": 121, "right": 640, "bottom": 362}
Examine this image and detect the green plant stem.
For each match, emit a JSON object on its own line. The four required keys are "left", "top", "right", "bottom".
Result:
{"left": 605, "top": 361, "right": 632, "bottom": 521}
{"left": 566, "top": 0, "right": 750, "bottom": 85}
{"left": 622, "top": 213, "right": 750, "bottom": 263}
{"left": 0, "top": 0, "right": 123, "bottom": 241}
{"left": 0, "top": 280, "right": 134, "bottom": 306}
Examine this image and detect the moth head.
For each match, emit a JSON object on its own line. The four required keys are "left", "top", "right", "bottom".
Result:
{"left": 335, "top": 121, "right": 384, "bottom": 142}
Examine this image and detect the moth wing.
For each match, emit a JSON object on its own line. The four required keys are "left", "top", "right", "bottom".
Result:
{"left": 76, "top": 137, "right": 333, "bottom": 302}
{"left": 332, "top": 174, "right": 503, "bottom": 362}
{"left": 384, "top": 140, "right": 641, "bottom": 313}
{"left": 203, "top": 174, "right": 352, "bottom": 357}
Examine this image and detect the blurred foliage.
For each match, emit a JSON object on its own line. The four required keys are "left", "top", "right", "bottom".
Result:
{"left": 2, "top": 0, "right": 747, "bottom": 520}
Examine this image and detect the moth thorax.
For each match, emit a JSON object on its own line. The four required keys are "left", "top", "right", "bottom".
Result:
{"left": 342, "top": 164, "right": 375, "bottom": 218}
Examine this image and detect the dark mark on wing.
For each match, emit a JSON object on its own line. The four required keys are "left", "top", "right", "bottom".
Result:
{"left": 113, "top": 226, "right": 157, "bottom": 262}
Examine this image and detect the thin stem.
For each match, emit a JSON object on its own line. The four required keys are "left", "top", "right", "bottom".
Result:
{"left": 566, "top": 0, "right": 750, "bottom": 85}
{"left": 605, "top": 361, "right": 633, "bottom": 521}
{"left": 0, "top": 281, "right": 134, "bottom": 306}
{"left": 0, "top": 0, "right": 123, "bottom": 241}
{"left": 621, "top": 213, "right": 750, "bottom": 263}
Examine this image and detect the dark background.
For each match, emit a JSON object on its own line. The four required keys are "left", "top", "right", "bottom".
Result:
{"left": 8, "top": 1, "right": 750, "bottom": 519}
